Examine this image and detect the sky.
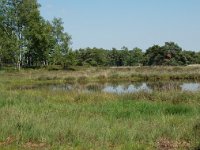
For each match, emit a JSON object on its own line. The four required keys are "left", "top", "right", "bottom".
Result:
{"left": 38, "top": 0, "right": 200, "bottom": 51}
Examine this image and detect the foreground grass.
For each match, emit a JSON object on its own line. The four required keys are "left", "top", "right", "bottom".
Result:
{"left": 1, "top": 90, "right": 200, "bottom": 149}
{"left": 0, "top": 67, "right": 200, "bottom": 149}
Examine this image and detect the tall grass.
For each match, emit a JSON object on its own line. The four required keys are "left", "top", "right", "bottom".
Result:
{"left": 0, "top": 89, "right": 200, "bottom": 149}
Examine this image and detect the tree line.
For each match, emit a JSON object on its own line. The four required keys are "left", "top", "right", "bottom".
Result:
{"left": 1, "top": 0, "right": 200, "bottom": 70}
{"left": 71, "top": 44, "right": 200, "bottom": 67}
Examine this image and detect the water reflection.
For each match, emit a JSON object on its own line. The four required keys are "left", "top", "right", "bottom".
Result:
{"left": 103, "top": 83, "right": 152, "bottom": 93}
{"left": 45, "top": 81, "right": 200, "bottom": 93}
{"left": 181, "top": 83, "right": 200, "bottom": 92}
{"left": 147, "top": 82, "right": 181, "bottom": 91}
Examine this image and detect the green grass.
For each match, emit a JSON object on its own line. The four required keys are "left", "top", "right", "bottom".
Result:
{"left": 0, "top": 90, "right": 200, "bottom": 149}
{"left": 0, "top": 67, "right": 200, "bottom": 149}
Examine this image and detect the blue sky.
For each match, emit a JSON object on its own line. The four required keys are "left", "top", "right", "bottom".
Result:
{"left": 38, "top": 0, "right": 200, "bottom": 51}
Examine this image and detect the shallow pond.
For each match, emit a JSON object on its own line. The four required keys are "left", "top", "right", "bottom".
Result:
{"left": 21, "top": 81, "right": 200, "bottom": 94}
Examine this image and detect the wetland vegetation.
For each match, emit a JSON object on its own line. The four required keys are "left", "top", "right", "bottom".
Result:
{"left": 1, "top": 0, "right": 200, "bottom": 149}
{"left": 0, "top": 67, "right": 200, "bottom": 149}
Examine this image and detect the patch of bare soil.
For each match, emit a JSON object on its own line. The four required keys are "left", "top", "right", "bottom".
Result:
{"left": 23, "top": 141, "right": 48, "bottom": 149}
{"left": 157, "top": 138, "right": 190, "bottom": 150}
{"left": 0, "top": 136, "right": 15, "bottom": 146}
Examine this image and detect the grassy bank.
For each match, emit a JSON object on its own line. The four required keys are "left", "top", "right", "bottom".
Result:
{"left": 0, "top": 67, "right": 200, "bottom": 149}
{"left": 2, "top": 66, "right": 200, "bottom": 86}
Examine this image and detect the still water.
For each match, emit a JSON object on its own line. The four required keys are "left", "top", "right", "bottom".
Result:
{"left": 43, "top": 82, "right": 200, "bottom": 93}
